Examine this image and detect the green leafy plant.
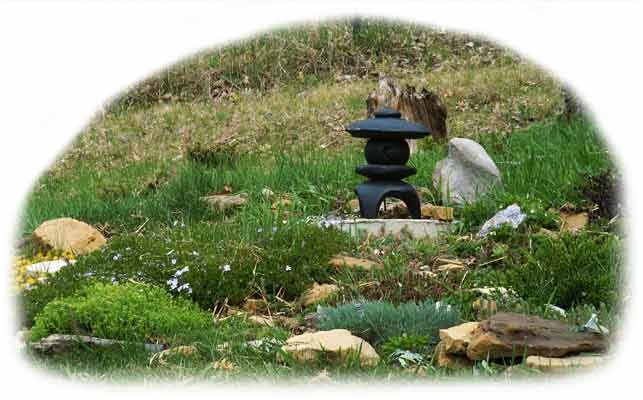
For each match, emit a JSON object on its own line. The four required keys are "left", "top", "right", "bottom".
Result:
{"left": 380, "top": 335, "right": 431, "bottom": 359}
{"left": 316, "top": 300, "right": 461, "bottom": 346}
{"left": 30, "top": 282, "right": 212, "bottom": 343}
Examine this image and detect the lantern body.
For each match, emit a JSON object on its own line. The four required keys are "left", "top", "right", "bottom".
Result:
{"left": 345, "top": 108, "right": 432, "bottom": 219}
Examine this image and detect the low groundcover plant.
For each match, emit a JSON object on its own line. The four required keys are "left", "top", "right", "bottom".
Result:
{"left": 30, "top": 282, "right": 212, "bottom": 343}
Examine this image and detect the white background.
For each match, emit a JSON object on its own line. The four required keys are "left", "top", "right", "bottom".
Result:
{"left": 1, "top": 0, "right": 641, "bottom": 398}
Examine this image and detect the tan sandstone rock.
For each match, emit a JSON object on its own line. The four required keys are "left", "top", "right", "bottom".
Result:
{"left": 248, "top": 315, "right": 274, "bottom": 327}
{"left": 201, "top": 193, "right": 247, "bottom": 212}
{"left": 329, "top": 255, "right": 382, "bottom": 271}
{"left": 32, "top": 218, "right": 106, "bottom": 255}
{"left": 466, "top": 312, "right": 606, "bottom": 360}
{"left": 559, "top": 211, "right": 589, "bottom": 233}
{"left": 301, "top": 283, "right": 339, "bottom": 307}
{"left": 439, "top": 321, "right": 479, "bottom": 354}
{"left": 421, "top": 204, "right": 455, "bottom": 221}
{"left": 525, "top": 354, "right": 605, "bottom": 373}
{"left": 434, "top": 342, "right": 474, "bottom": 369}
{"left": 281, "top": 329, "right": 379, "bottom": 366}
{"left": 348, "top": 198, "right": 360, "bottom": 213}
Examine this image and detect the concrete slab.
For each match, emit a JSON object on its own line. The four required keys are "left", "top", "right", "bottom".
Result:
{"left": 335, "top": 218, "right": 455, "bottom": 239}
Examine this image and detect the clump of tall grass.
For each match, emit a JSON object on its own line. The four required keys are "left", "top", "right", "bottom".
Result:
{"left": 315, "top": 300, "right": 461, "bottom": 346}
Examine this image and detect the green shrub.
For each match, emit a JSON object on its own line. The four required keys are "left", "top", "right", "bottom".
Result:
{"left": 30, "top": 282, "right": 212, "bottom": 342}
{"left": 483, "top": 232, "right": 623, "bottom": 309}
{"left": 379, "top": 335, "right": 431, "bottom": 359}
{"left": 316, "top": 300, "right": 461, "bottom": 346}
{"left": 21, "top": 221, "right": 347, "bottom": 325}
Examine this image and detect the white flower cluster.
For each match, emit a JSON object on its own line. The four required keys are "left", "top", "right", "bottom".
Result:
{"left": 167, "top": 266, "right": 192, "bottom": 293}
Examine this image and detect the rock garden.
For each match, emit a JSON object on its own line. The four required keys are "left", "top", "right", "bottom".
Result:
{"left": 13, "top": 20, "right": 623, "bottom": 383}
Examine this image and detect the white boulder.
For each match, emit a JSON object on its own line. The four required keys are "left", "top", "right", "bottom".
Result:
{"left": 432, "top": 138, "right": 501, "bottom": 204}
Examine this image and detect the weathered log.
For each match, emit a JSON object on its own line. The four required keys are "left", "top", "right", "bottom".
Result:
{"left": 30, "top": 334, "right": 165, "bottom": 354}
{"left": 366, "top": 78, "right": 448, "bottom": 152}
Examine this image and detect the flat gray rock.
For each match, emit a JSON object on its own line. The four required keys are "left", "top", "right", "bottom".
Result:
{"left": 432, "top": 138, "right": 501, "bottom": 204}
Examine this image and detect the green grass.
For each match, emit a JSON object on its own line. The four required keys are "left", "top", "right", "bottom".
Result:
{"left": 22, "top": 116, "right": 609, "bottom": 236}
{"left": 21, "top": 151, "right": 363, "bottom": 236}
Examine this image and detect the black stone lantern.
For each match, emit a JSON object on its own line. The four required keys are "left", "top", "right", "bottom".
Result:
{"left": 346, "top": 108, "right": 432, "bottom": 219}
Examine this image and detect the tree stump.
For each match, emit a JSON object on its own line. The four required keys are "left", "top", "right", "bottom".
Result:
{"left": 562, "top": 85, "right": 583, "bottom": 119}
{"left": 366, "top": 78, "right": 448, "bottom": 152}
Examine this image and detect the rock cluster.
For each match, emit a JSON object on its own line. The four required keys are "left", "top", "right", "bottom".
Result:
{"left": 436, "top": 313, "right": 606, "bottom": 371}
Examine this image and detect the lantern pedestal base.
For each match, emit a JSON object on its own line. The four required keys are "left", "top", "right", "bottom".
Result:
{"left": 355, "top": 180, "right": 421, "bottom": 219}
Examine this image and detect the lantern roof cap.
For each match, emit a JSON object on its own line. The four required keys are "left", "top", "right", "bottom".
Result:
{"left": 346, "top": 107, "right": 432, "bottom": 139}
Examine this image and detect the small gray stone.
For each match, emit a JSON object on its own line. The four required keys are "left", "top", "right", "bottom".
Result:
{"left": 477, "top": 204, "right": 526, "bottom": 238}
{"left": 432, "top": 138, "right": 501, "bottom": 204}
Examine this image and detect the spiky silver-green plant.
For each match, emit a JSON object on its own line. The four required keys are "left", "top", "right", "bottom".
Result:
{"left": 316, "top": 300, "right": 461, "bottom": 345}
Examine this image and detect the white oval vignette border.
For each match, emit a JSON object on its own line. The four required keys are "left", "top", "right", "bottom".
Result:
{"left": 0, "top": 1, "right": 641, "bottom": 399}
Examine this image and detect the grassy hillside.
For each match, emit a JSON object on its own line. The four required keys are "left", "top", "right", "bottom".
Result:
{"left": 113, "top": 19, "right": 521, "bottom": 109}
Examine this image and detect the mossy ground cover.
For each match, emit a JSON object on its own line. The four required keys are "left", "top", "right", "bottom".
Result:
{"left": 15, "top": 21, "right": 622, "bottom": 383}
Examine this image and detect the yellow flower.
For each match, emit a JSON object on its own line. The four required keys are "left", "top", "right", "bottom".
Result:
{"left": 11, "top": 249, "right": 71, "bottom": 292}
